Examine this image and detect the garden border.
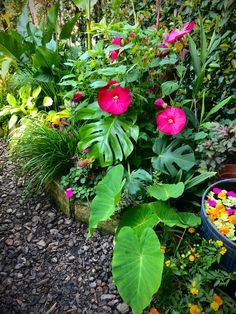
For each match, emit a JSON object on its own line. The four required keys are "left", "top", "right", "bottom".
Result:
{"left": 47, "top": 180, "right": 119, "bottom": 234}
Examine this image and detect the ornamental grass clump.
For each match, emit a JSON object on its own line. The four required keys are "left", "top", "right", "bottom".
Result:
{"left": 205, "top": 188, "right": 236, "bottom": 240}
{"left": 10, "top": 120, "right": 79, "bottom": 193}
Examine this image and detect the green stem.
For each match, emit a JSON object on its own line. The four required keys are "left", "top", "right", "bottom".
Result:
{"left": 87, "top": 0, "right": 92, "bottom": 50}
{"left": 130, "top": 0, "right": 138, "bottom": 25}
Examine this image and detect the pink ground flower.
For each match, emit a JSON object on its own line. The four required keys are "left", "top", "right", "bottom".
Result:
{"left": 98, "top": 80, "right": 132, "bottom": 115}
{"left": 165, "top": 21, "right": 195, "bottom": 43}
{"left": 208, "top": 199, "right": 216, "bottom": 207}
{"left": 156, "top": 107, "right": 186, "bottom": 135}
{"left": 110, "top": 37, "right": 122, "bottom": 61}
{"left": 73, "top": 92, "right": 83, "bottom": 103}
{"left": 212, "top": 188, "right": 222, "bottom": 194}
{"left": 154, "top": 98, "right": 166, "bottom": 109}
{"left": 227, "top": 191, "right": 236, "bottom": 197}
{"left": 65, "top": 188, "right": 74, "bottom": 199}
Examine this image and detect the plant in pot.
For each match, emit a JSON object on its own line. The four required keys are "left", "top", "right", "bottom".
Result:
{"left": 200, "top": 178, "right": 236, "bottom": 273}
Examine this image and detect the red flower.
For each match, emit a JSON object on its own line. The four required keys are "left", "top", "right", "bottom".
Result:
{"left": 98, "top": 80, "right": 132, "bottom": 115}
{"left": 156, "top": 107, "right": 186, "bottom": 135}
{"left": 156, "top": 43, "right": 170, "bottom": 58}
{"left": 110, "top": 37, "right": 122, "bottom": 61}
{"left": 165, "top": 21, "right": 195, "bottom": 43}
{"left": 73, "top": 92, "right": 83, "bottom": 103}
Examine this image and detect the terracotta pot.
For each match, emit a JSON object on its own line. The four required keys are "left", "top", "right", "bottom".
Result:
{"left": 219, "top": 164, "right": 236, "bottom": 179}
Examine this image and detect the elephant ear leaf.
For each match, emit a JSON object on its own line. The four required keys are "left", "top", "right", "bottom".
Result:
{"left": 78, "top": 116, "right": 139, "bottom": 167}
{"left": 151, "top": 137, "right": 195, "bottom": 176}
{"left": 112, "top": 227, "right": 164, "bottom": 314}
{"left": 148, "top": 182, "right": 185, "bottom": 201}
{"left": 88, "top": 164, "right": 125, "bottom": 237}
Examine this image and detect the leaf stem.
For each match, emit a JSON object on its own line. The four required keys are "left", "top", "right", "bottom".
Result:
{"left": 130, "top": 0, "right": 138, "bottom": 25}
{"left": 156, "top": 0, "right": 162, "bottom": 31}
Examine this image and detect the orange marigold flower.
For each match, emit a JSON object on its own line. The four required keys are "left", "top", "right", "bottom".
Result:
{"left": 213, "top": 294, "right": 223, "bottom": 306}
{"left": 218, "top": 191, "right": 227, "bottom": 199}
{"left": 215, "top": 204, "right": 225, "bottom": 210}
{"left": 189, "top": 304, "right": 202, "bottom": 314}
{"left": 210, "top": 301, "right": 219, "bottom": 311}
{"left": 149, "top": 308, "right": 160, "bottom": 314}
{"left": 219, "top": 226, "right": 230, "bottom": 235}
{"left": 229, "top": 215, "right": 236, "bottom": 225}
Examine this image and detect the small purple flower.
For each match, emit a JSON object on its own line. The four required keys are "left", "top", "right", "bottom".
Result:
{"left": 65, "top": 188, "right": 74, "bottom": 199}
{"left": 207, "top": 199, "right": 216, "bottom": 207}
{"left": 212, "top": 187, "right": 222, "bottom": 194}
{"left": 226, "top": 208, "right": 235, "bottom": 215}
{"left": 83, "top": 147, "right": 91, "bottom": 154}
{"left": 227, "top": 191, "right": 236, "bottom": 197}
{"left": 71, "top": 155, "right": 76, "bottom": 160}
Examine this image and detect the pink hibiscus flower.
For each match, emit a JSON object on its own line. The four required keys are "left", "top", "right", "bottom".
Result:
{"left": 156, "top": 107, "right": 186, "bottom": 135}
{"left": 98, "top": 80, "right": 132, "bottom": 115}
{"left": 73, "top": 92, "right": 83, "bottom": 103}
{"left": 165, "top": 21, "right": 195, "bottom": 43}
{"left": 65, "top": 188, "right": 74, "bottom": 199}
{"left": 110, "top": 37, "right": 122, "bottom": 61}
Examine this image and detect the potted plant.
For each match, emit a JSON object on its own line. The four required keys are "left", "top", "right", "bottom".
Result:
{"left": 200, "top": 179, "right": 236, "bottom": 272}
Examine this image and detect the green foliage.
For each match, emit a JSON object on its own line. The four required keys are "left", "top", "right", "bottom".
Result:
{"left": 89, "top": 164, "right": 125, "bottom": 236}
{"left": 78, "top": 116, "right": 139, "bottom": 167}
{"left": 117, "top": 203, "right": 159, "bottom": 237}
{"left": 151, "top": 138, "right": 195, "bottom": 177}
{"left": 112, "top": 227, "right": 164, "bottom": 314}
{"left": 125, "top": 169, "right": 152, "bottom": 195}
{"left": 148, "top": 182, "right": 185, "bottom": 201}
{"left": 151, "top": 201, "right": 201, "bottom": 228}
{"left": 10, "top": 120, "right": 79, "bottom": 193}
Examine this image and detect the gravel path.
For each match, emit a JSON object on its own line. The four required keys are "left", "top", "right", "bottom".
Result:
{"left": 0, "top": 140, "right": 131, "bottom": 314}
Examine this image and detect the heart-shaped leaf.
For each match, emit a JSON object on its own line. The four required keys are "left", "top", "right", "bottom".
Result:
{"left": 89, "top": 164, "right": 125, "bottom": 236}
{"left": 148, "top": 182, "right": 185, "bottom": 201}
{"left": 117, "top": 203, "right": 159, "bottom": 237}
{"left": 112, "top": 227, "right": 164, "bottom": 314}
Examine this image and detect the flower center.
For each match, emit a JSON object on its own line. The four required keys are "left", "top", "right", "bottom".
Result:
{"left": 168, "top": 118, "right": 174, "bottom": 124}
{"left": 112, "top": 95, "right": 119, "bottom": 101}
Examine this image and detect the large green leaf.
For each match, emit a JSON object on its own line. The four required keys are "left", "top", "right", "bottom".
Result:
{"left": 151, "top": 138, "right": 195, "bottom": 176}
{"left": 203, "top": 96, "right": 232, "bottom": 122}
{"left": 32, "top": 46, "right": 61, "bottom": 69}
{"left": 126, "top": 169, "right": 152, "bottom": 195}
{"left": 72, "top": 0, "right": 98, "bottom": 17}
{"left": 188, "top": 35, "right": 201, "bottom": 76}
{"left": 0, "top": 31, "right": 25, "bottom": 60}
{"left": 112, "top": 227, "right": 164, "bottom": 314}
{"left": 60, "top": 14, "right": 80, "bottom": 40}
{"left": 117, "top": 203, "right": 159, "bottom": 237}
{"left": 151, "top": 201, "right": 201, "bottom": 228}
{"left": 78, "top": 116, "right": 139, "bottom": 167}
{"left": 184, "top": 172, "right": 216, "bottom": 190}
{"left": 17, "top": 4, "right": 29, "bottom": 38}
{"left": 89, "top": 165, "right": 125, "bottom": 236}
{"left": 43, "top": 3, "right": 59, "bottom": 44}
{"left": 161, "top": 80, "right": 179, "bottom": 96}
{"left": 148, "top": 182, "right": 185, "bottom": 201}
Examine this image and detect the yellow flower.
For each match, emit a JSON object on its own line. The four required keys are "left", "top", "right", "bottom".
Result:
{"left": 191, "top": 281, "right": 197, "bottom": 287}
{"left": 160, "top": 246, "right": 166, "bottom": 254}
{"left": 220, "top": 247, "right": 227, "bottom": 255}
{"left": 188, "top": 227, "right": 196, "bottom": 233}
{"left": 216, "top": 240, "right": 223, "bottom": 247}
{"left": 210, "top": 301, "right": 220, "bottom": 311}
{"left": 189, "top": 304, "right": 202, "bottom": 314}
{"left": 218, "top": 191, "right": 226, "bottom": 199}
{"left": 189, "top": 255, "right": 195, "bottom": 262}
{"left": 191, "top": 287, "right": 199, "bottom": 295}
{"left": 191, "top": 247, "right": 196, "bottom": 253}
{"left": 51, "top": 115, "right": 60, "bottom": 125}
{"left": 165, "top": 260, "right": 171, "bottom": 267}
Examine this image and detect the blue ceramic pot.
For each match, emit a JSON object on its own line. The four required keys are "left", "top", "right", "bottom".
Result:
{"left": 200, "top": 179, "right": 236, "bottom": 273}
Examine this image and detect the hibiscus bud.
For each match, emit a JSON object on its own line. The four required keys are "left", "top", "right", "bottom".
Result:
{"left": 73, "top": 92, "right": 83, "bottom": 103}
{"left": 83, "top": 147, "right": 91, "bottom": 154}
{"left": 154, "top": 98, "right": 166, "bottom": 109}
